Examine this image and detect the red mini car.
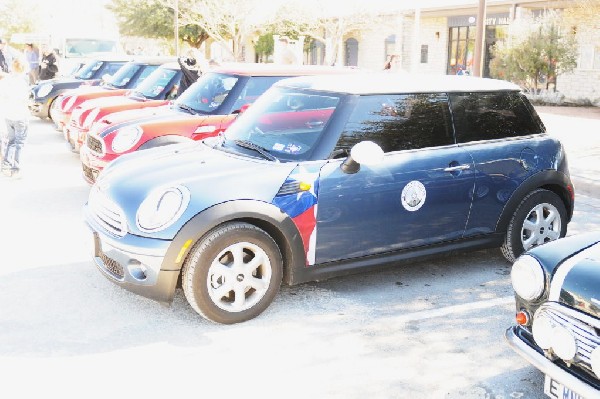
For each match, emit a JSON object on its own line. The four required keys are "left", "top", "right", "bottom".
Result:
{"left": 65, "top": 62, "right": 182, "bottom": 152}
{"left": 52, "top": 57, "right": 177, "bottom": 133}
{"left": 79, "top": 63, "right": 350, "bottom": 184}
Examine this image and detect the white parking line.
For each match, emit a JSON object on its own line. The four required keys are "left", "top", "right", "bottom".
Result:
{"left": 394, "top": 296, "right": 515, "bottom": 323}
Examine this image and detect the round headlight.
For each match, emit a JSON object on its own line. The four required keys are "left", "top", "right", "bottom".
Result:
{"left": 136, "top": 186, "right": 190, "bottom": 233}
{"left": 551, "top": 325, "right": 577, "bottom": 360}
{"left": 37, "top": 84, "right": 53, "bottom": 98}
{"left": 532, "top": 314, "right": 554, "bottom": 350}
{"left": 511, "top": 255, "right": 545, "bottom": 301}
{"left": 590, "top": 347, "right": 600, "bottom": 377}
{"left": 111, "top": 126, "right": 143, "bottom": 153}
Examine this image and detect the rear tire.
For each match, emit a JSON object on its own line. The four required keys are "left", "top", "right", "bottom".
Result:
{"left": 500, "top": 188, "right": 567, "bottom": 262}
{"left": 182, "top": 222, "right": 283, "bottom": 324}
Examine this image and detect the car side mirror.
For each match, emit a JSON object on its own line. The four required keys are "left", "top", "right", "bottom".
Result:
{"left": 233, "top": 103, "right": 251, "bottom": 115}
{"left": 341, "top": 141, "right": 384, "bottom": 174}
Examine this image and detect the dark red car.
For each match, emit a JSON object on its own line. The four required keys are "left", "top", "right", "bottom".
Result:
{"left": 79, "top": 63, "right": 349, "bottom": 184}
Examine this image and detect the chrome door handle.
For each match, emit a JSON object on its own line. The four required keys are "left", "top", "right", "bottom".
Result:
{"left": 444, "top": 164, "right": 471, "bottom": 172}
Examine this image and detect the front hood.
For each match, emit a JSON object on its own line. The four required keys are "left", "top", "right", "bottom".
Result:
{"left": 102, "top": 105, "right": 177, "bottom": 125}
{"left": 80, "top": 95, "right": 135, "bottom": 111}
{"left": 95, "top": 142, "right": 298, "bottom": 239}
{"left": 548, "top": 236, "right": 600, "bottom": 317}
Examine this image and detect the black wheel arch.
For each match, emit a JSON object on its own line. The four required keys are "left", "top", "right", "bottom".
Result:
{"left": 161, "top": 199, "right": 306, "bottom": 286}
{"left": 495, "top": 170, "right": 574, "bottom": 234}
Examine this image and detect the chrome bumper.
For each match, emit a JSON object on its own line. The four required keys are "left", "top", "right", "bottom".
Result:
{"left": 505, "top": 325, "right": 599, "bottom": 398}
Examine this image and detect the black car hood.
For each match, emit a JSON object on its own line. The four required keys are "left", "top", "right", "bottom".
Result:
{"left": 550, "top": 238, "right": 600, "bottom": 317}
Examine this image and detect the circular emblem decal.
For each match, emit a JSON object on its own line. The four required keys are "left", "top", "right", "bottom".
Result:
{"left": 401, "top": 181, "right": 427, "bottom": 212}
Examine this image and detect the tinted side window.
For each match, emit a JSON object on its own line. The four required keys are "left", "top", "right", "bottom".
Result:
{"left": 450, "top": 91, "right": 543, "bottom": 143}
{"left": 335, "top": 93, "right": 453, "bottom": 153}
{"left": 103, "top": 62, "right": 126, "bottom": 76}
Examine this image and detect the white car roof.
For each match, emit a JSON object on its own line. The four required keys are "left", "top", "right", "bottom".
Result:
{"left": 276, "top": 72, "right": 522, "bottom": 94}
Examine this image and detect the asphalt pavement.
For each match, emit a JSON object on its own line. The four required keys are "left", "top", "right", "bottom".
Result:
{"left": 0, "top": 106, "right": 598, "bottom": 399}
{"left": 536, "top": 105, "right": 600, "bottom": 198}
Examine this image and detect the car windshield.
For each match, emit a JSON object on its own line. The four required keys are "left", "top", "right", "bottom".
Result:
{"left": 222, "top": 87, "right": 341, "bottom": 162}
{"left": 74, "top": 60, "right": 103, "bottom": 79}
{"left": 133, "top": 67, "right": 178, "bottom": 98}
{"left": 65, "top": 39, "right": 118, "bottom": 57}
{"left": 175, "top": 72, "right": 240, "bottom": 114}
{"left": 106, "top": 63, "right": 143, "bottom": 88}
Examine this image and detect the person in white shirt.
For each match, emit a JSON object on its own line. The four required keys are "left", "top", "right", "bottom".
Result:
{"left": 0, "top": 58, "right": 30, "bottom": 178}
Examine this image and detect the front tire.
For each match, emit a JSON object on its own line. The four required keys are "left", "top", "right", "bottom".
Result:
{"left": 501, "top": 188, "right": 567, "bottom": 262}
{"left": 182, "top": 222, "right": 283, "bottom": 324}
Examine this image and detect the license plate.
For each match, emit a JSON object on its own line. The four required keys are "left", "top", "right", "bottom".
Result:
{"left": 544, "top": 375, "right": 584, "bottom": 399}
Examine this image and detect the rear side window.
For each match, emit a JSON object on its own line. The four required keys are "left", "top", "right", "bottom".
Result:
{"left": 450, "top": 92, "right": 543, "bottom": 143}
{"left": 335, "top": 93, "right": 453, "bottom": 153}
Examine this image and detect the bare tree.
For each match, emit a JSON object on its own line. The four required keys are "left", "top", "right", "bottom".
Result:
{"left": 166, "top": 0, "right": 279, "bottom": 61}
{"left": 274, "top": 0, "right": 395, "bottom": 65}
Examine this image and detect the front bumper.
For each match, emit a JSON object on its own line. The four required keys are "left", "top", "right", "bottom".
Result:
{"left": 80, "top": 146, "right": 112, "bottom": 184}
{"left": 505, "top": 325, "right": 600, "bottom": 398}
{"left": 28, "top": 98, "right": 52, "bottom": 118}
{"left": 84, "top": 204, "right": 180, "bottom": 304}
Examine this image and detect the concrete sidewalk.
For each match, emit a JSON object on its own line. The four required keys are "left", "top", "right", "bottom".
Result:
{"left": 535, "top": 106, "right": 600, "bottom": 198}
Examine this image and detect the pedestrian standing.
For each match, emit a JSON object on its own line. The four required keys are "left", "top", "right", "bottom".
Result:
{"left": 0, "top": 58, "right": 30, "bottom": 178}
{"left": 0, "top": 38, "right": 13, "bottom": 73}
{"left": 39, "top": 45, "right": 58, "bottom": 80}
{"left": 24, "top": 43, "right": 40, "bottom": 84}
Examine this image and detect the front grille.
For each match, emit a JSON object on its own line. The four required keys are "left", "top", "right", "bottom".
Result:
{"left": 538, "top": 303, "right": 600, "bottom": 375}
{"left": 99, "top": 251, "right": 124, "bottom": 279}
{"left": 82, "top": 164, "right": 98, "bottom": 183}
{"left": 87, "top": 135, "right": 103, "bottom": 154}
{"left": 88, "top": 186, "right": 127, "bottom": 237}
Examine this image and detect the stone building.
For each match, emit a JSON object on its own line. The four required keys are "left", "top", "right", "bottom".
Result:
{"left": 301, "top": 0, "right": 599, "bottom": 105}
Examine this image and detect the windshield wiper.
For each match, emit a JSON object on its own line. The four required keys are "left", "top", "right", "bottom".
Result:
{"left": 176, "top": 103, "right": 198, "bottom": 115}
{"left": 234, "top": 140, "right": 278, "bottom": 162}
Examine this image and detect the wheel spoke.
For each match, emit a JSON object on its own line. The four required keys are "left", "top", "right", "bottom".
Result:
{"left": 523, "top": 234, "right": 537, "bottom": 250}
{"left": 545, "top": 208, "right": 559, "bottom": 224}
{"left": 244, "top": 252, "right": 265, "bottom": 273}
{"left": 212, "top": 283, "right": 233, "bottom": 300}
{"left": 232, "top": 286, "right": 247, "bottom": 309}
{"left": 210, "top": 261, "right": 232, "bottom": 278}
{"left": 546, "top": 229, "right": 561, "bottom": 240}
{"left": 231, "top": 244, "right": 245, "bottom": 268}
{"left": 522, "top": 219, "right": 537, "bottom": 232}
{"left": 248, "top": 276, "right": 268, "bottom": 292}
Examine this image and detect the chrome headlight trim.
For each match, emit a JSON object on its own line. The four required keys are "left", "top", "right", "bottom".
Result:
{"left": 511, "top": 255, "right": 545, "bottom": 301}
{"left": 111, "top": 126, "right": 143, "bottom": 153}
{"left": 136, "top": 185, "right": 190, "bottom": 233}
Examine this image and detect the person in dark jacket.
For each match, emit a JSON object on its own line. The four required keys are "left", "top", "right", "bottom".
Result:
{"left": 39, "top": 46, "right": 58, "bottom": 80}
{"left": 177, "top": 56, "right": 201, "bottom": 96}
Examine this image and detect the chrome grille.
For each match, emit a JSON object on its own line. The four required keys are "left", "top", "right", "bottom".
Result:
{"left": 82, "top": 164, "right": 98, "bottom": 183}
{"left": 538, "top": 303, "right": 600, "bottom": 374}
{"left": 99, "top": 251, "right": 124, "bottom": 279}
{"left": 87, "top": 135, "right": 103, "bottom": 154}
{"left": 88, "top": 186, "right": 127, "bottom": 237}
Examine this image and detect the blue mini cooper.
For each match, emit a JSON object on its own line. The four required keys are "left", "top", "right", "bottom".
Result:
{"left": 84, "top": 73, "right": 574, "bottom": 323}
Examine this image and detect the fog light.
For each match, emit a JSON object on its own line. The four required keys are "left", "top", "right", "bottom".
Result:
{"left": 532, "top": 314, "right": 554, "bottom": 350}
{"left": 128, "top": 260, "right": 148, "bottom": 281}
{"left": 552, "top": 325, "right": 577, "bottom": 361}
{"left": 590, "top": 347, "right": 600, "bottom": 377}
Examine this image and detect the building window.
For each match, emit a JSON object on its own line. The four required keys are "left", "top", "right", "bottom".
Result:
{"left": 420, "top": 45, "right": 429, "bottom": 63}
{"left": 447, "top": 26, "right": 475, "bottom": 75}
{"left": 578, "top": 45, "right": 600, "bottom": 70}
{"left": 345, "top": 38, "right": 359, "bottom": 67}
{"left": 385, "top": 34, "right": 396, "bottom": 61}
